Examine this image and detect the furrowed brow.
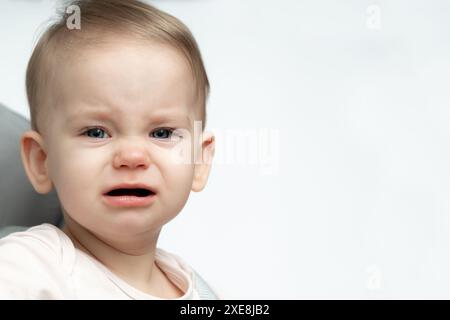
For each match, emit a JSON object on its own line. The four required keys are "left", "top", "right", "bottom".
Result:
{"left": 66, "top": 109, "right": 111, "bottom": 122}
{"left": 66, "top": 109, "right": 193, "bottom": 128}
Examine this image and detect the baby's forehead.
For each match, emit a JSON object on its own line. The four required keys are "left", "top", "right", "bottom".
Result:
{"left": 60, "top": 40, "right": 191, "bottom": 81}
{"left": 47, "top": 40, "right": 198, "bottom": 115}
{"left": 58, "top": 35, "right": 192, "bottom": 72}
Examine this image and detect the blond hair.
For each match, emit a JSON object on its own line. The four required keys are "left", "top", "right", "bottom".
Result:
{"left": 26, "top": 0, "right": 210, "bottom": 133}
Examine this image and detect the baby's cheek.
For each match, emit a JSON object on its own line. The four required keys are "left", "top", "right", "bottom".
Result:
{"left": 164, "top": 133, "right": 202, "bottom": 166}
{"left": 53, "top": 153, "right": 102, "bottom": 222}
{"left": 53, "top": 149, "right": 102, "bottom": 196}
{"left": 164, "top": 163, "right": 195, "bottom": 209}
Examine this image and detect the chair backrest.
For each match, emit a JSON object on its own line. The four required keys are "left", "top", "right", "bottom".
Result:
{"left": 0, "top": 103, "right": 62, "bottom": 228}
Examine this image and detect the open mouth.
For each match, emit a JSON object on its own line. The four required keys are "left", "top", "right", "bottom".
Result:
{"left": 106, "top": 188, "right": 155, "bottom": 197}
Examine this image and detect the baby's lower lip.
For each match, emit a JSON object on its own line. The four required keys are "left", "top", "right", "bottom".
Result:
{"left": 102, "top": 194, "right": 157, "bottom": 207}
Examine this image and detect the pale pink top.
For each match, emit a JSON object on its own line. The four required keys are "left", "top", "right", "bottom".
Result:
{"left": 0, "top": 223, "right": 202, "bottom": 299}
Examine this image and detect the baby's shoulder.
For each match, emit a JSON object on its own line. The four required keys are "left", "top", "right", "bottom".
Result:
{"left": 0, "top": 224, "right": 74, "bottom": 298}
{"left": 0, "top": 223, "right": 70, "bottom": 264}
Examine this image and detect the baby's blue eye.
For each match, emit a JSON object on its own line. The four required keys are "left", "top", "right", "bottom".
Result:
{"left": 151, "top": 128, "right": 175, "bottom": 139}
{"left": 84, "top": 128, "right": 109, "bottom": 139}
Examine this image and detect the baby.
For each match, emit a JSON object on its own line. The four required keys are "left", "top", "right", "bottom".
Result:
{"left": 0, "top": 0, "right": 217, "bottom": 299}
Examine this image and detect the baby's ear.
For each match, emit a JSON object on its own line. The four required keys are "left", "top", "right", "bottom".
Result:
{"left": 191, "top": 131, "right": 215, "bottom": 192}
{"left": 20, "top": 130, "right": 53, "bottom": 194}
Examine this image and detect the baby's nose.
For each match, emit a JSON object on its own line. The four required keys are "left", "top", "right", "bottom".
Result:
{"left": 113, "top": 144, "right": 151, "bottom": 169}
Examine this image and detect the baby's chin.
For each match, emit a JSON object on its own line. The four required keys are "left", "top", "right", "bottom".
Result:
{"left": 92, "top": 210, "right": 168, "bottom": 235}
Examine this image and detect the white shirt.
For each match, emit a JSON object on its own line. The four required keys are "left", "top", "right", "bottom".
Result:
{"left": 0, "top": 223, "right": 206, "bottom": 299}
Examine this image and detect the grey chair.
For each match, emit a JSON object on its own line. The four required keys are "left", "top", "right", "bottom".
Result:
{"left": 0, "top": 103, "right": 62, "bottom": 237}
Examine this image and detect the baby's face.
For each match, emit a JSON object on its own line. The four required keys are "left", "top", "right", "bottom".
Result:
{"left": 41, "top": 38, "right": 209, "bottom": 238}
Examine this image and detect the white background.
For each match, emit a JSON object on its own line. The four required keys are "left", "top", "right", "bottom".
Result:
{"left": 1, "top": 0, "right": 450, "bottom": 299}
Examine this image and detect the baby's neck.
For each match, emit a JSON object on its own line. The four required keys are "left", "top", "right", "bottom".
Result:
{"left": 61, "top": 221, "right": 177, "bottom": 297}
